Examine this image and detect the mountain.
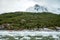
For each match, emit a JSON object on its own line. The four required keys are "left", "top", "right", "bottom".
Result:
{"left": 26, "top": 4, "right": 48, "bottom": 12}
{"left": 26, "top": 4, "right": 60, "bottom": 14}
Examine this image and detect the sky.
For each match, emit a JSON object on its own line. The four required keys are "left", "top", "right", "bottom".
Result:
{"left": 0, "top": 0, "right": 60, "bottom": 14}
{"left": 33, "top": 0, "right": 60, "bottom": 8}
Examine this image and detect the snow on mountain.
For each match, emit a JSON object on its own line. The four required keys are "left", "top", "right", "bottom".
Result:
{"left": 26, "top": 4, "right": 60, "bottom": 14}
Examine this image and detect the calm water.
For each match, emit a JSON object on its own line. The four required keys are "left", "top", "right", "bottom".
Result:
{"left": 0, "top": 30, "right": 60, "bottom": 40}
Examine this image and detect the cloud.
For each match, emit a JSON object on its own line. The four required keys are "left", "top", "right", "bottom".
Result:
{"left": 0, "top": 0, "right": 36, "bottom": 13}
{"left": 33, "top": 0, "right": 60, "bottom": 8}
{"left": 0, "top": 0, "right": 60, "bottom": 14}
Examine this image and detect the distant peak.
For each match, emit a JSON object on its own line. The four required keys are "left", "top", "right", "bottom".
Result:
{"left": 26, "top": 4, "right": 60, "bottom": 14}
{"left": 34, "top": 4, "right": 40, "bottom": 7}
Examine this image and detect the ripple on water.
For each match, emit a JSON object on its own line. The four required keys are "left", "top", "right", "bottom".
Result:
{"left": 0, "top": 31, "right": 60, "bottom": 40}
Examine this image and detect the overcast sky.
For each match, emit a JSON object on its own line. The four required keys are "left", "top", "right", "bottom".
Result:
{"left": 33, "top": 0, "right": 60, "bottom": 8}
{"left": 0, "top": 0, "right": 60, "bottom": 14}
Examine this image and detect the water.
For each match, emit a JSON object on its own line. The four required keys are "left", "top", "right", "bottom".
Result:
{"left": 0, "top": 30, "right": 60, "bottom": 40}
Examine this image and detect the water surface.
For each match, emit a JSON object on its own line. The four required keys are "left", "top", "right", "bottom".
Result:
{"left": 0, "top": 30, "right": 60, "bottom": 40}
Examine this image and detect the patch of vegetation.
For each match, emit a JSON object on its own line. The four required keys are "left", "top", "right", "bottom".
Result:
{"left": 0, "top": 12, "right": 60, "bottom": 30}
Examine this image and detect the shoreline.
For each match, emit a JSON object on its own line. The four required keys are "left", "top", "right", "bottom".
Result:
{"left": 0, "top": 30, "right": 60, "bottom": 32}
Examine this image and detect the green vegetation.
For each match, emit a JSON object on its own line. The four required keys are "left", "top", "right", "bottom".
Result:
{"left": 0, "top": 12, "right": 60, "bottom": 30}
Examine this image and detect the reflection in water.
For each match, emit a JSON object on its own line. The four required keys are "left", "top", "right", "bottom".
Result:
{"left": 0, "top": 30, "right": 60, "bottom": 40}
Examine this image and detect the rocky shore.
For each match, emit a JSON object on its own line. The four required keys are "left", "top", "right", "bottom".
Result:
{"left": 0, "top": 23, "right": 60, "bottom": 31}
{"left": 0, "top": 25, "right": 60, "bottom": 31}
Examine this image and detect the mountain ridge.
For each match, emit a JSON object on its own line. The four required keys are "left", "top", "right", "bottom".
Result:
{"left": 26, "top": 4, "right": 60, "bottom": 14}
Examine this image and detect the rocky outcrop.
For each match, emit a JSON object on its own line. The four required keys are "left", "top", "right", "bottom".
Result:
{"left": 0, "top": 23, "right": 11, "bottom": 30}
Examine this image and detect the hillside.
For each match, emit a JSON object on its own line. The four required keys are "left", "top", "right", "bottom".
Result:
{"left": 0, "top": 12, "right": 60, "bottom": 30}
